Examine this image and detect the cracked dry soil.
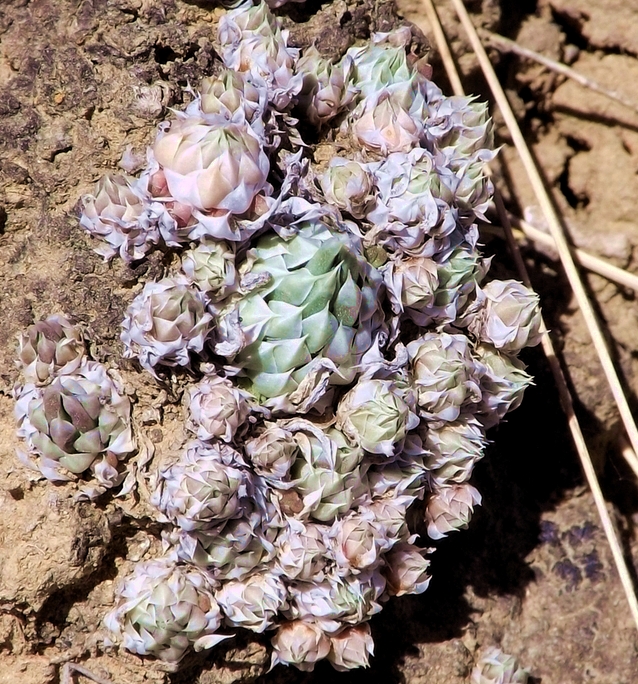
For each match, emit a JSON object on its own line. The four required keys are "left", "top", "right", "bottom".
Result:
{"left": 1, "top": 0, "right": 638, "bottom": 683}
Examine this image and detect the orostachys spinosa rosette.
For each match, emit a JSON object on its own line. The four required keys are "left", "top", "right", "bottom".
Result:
{"left": 14, "top": 0, "right": 543, "bottom": 672}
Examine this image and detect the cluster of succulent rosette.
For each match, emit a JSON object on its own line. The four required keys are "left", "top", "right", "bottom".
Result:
{"left": 14, "top": 1, "right": 541, "bottom": 674}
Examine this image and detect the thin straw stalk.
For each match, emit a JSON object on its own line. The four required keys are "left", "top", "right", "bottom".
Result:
{"left": 481, "top": 218, "right": 638, "bottom": 294}
{"left": 425, "top": 0, "right": 638, "bottom": 632}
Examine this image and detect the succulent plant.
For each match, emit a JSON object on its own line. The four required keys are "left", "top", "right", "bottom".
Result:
{"left": 428, "top": 246, "right": 490, "bottom": 324}
{"left": 214, "top": 215, "right": 385, "bottom": 412}
{"left": 180, "top": 240, "right": 237, "bottom": 300}
{"left": 274, "top": 519, "right": 328, "bottom": 581}
{"left": 319, "top": 158, "right": 375, "bottom": 219}
{"left": 286, "top": 420, "right": 369, "bottom": 522}
{"left": 473, "top": 344, "right": 533, "bottom": 428}
{"left": 335, "top": 377, "right": 420, "bottom": 456}
{"left": 186, "top": 70, "right": 266, "bottom": 128}
{"left": 296, "top": 47, "right": 355, "bottom": 127}
{"left": 471, "top": 647, "right": 529, "bottom": 684}
{"left": 286, "top": 569, "right": 386, "bottom": 628}
{"left": 407, "top": 332, "right": 482, "bottom": 422}
{"left": 328, "top": 512, "right": 393, "bottom": 574}
{"left": 270, "top": 620, "right": 331, "bottom": 672}
{"left": 244, "top": 422, "right": 298, "bottom": 484}
{"left": 17, "top": 315, "right": 85, "bottom": 385}
{"left": 176, "top": 508, "right": 276, "bottom": 581}
{"left": 186, "top": 375, "right": 252, "bottom": 443}
{"left": 121, "top": 276, "right": 212, "bottom": 374}
{"left": 424, "top": 418, "right": 487, "bottom": 488}
{"left": 103, "top": 558, "right": 228, "bottom": 663}
{"left": 217, "top": 1, "right": 302, "bottom": 111}
{"left": 327, "top": 623, "right": 375, "bottom": 671}
{"left": 425, "top": 483, "right": 482, "bottom": 540}
{"left": 383, "top": 255, "right": 439, "bottom": 321}
{"left": 29, "top": 2, "right": 545, "bottom": 672}
{"left": 464, "top": 280, "right": 543, "bottom": 353}
{"left": 384, "top": 542, "right": 431, "bottom": 596}
{"left": 15, "top": 360, "right": 134, "bottom": 486}
{"left": 80, "top": 174, "right": 160, "bottom": 262}
{"left": 351, "top": 84, "right": 424, "bottom": 156}
{"left": 216, "top": 570, "right": 287, "bottom": 632}
{"left": 152, "top": 440, "right": 251, "bottom": 532}
{"left": 425, "top": 97, "right": 494, "bottom": 167}
{"left": 151, "top": 117, "right": 271, "bottom": 238}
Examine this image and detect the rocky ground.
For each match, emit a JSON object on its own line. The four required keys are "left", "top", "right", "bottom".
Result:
{"left": 0, "top": 0, "right": 637, "bottom": 682}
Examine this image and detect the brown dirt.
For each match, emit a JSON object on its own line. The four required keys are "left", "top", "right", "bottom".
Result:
{"left": 1, "top": 0, "right": 638, "bottom": 683}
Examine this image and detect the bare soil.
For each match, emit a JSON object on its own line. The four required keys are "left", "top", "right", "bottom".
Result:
{"left": 1, "top": 1, "right": 638, "bottom": 683}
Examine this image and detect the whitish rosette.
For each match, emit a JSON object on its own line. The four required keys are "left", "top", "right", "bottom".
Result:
{"left": 335, "top": 378, "right": 420, "bottom": 456}
{"left": 407, "top": 333, "right": 482, "bottom": 422}
{"left": 185, "top": 70, "right": 266, "bottom": 129}
{"left": 186, "top": 375, "right": 252, "bottom": 443}
{"left": 296, "top": 47, "right": 355, "bottom": 127}
{"left": 244, "top": 422, "right": 298, "bottom": 485}
{"left": 121, "top": 276, "right": 212, "bottom": 374}
{"left": 350, "top": 81, "right": 425, "bottom": 156}
{"left": 347, "top": 35, "right": 416, "bottom": 98}
{"left": 463, "top": 280, "right": 543, "bottom": 353}
{"left": 79, "top": 174, "right": 160, "bottom": 263}
{"left": 217, "top": 2, "right": 302, "bottom": 110}
{"left": 15, "top": 360, "right": 134, "bottom": 488}
{"left": 424, "top": 418, "right": 487, "bottom": 488}
{"left": 151, "top": 117, "right": 270, "bottom": 231}
{"left": 176, "top": 507, "right": 276, "bottom": 581}
{"left": 427, "top": 247, "right": 491, "bottom": 324}
{"left": 425, "top": 484, "right": 482, "bottom": 540}
{"left": 425, "top": 96, "right": 494, "bottom": 168}
{"left": 152, "top": 440, "right": 250, "bottom": 532}
{"left": 103, "top": 557, "right": 228, "bottom": 663}
{"left": 17, "top": 315, "right": 85, "bottom": 385}
{"left": 214, "top": 215, "right": 385, "bottom": 413}
{"left": 471, "top": 647, "right": 529, "bottom": 684}
{"left": 285, "top": 420, "right": 369, "bottom": 522}
{"left": 328, "top": 623, "right": 375, "bottom": 671}
{"left": 180, "top": 240, "right": 236, "bottom": 300}
{"left": 383, "top": 255, "right": 439, "bottom": 322}
{"left": 366, "top": 149, "right": 457, "bottom": 257}
{"left": 319, "top": 158, "right": 375, "bottom": 219}
{"left": 274, "top": 519, "right": 328, "bottom": 581}
{"left": 270, "top": 620, "right": 331, "bottom": 672}
{"left": 286, "top": 569, "right": 385, "bottom": 628}
{"left": 366, "top": 457, "right": 428, "bottom": 501}
{"left": 358, "top": 495, "right": 414, "bottom": 541}
{"left": 327, "top": 511, "right": 393, "bottom": 574}
{"left": 384, "top": 542, "right": 431, "bottom": 597}
{"left": 473, "top": 344, "right": 533, "bottom": 428}
{"left": 216, "top": 570, "right": 286, "bottom": 632}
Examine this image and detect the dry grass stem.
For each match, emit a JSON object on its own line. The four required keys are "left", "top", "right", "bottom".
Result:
{"left": 481, "top": 217, "right": 638, "bottom": 294}
{"left": 421, "top": 0, "right": 464, "bottom": 95}
{"left": 426, "top": 0, "right": 638, "bottom": 632}
{"left": 482, "top": 30, "right": 638, "bottom": 118}
{"left": 448, "top": 0, "right": 638, "bottom": 477}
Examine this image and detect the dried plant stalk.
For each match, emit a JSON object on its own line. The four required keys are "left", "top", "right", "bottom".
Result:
{"left": 423, "top": 0, "right": 638, "bottom": 632}
{"left": 481, "top": 217, "right": 638, "bottom": 294}
{"left": 482, "top": 29, "right": 638, "bottom": 117}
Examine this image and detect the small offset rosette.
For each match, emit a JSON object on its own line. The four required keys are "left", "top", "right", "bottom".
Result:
{"left": 186, "top": 375, "right": 253, "bottom": 443}
{"left": 462, "top": 280, "right": 543, "bottom": 353}
{"left": 15, "top": 360, "right": 134, "bottom": 491}
{"left": 17, "top": 314, "right": 85, "bottom": 386}
{"left": 335, "top": 377, "right": 420, "bottom": 457}
{"left": 121, "top": 276, "right": 212, "bottom": 374}
{"left": 80, "top": 174, "right": 160, "bottom": 263}
{"left": 151, "top": 440, "right": 252, "bottom": 533}
{"left": 103, "top": 557, "right": 229, "bottom": 663}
